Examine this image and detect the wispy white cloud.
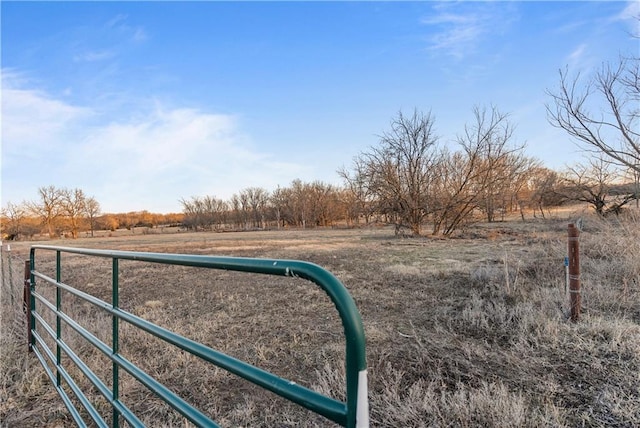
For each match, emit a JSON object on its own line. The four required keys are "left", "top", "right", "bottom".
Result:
{"left": 1, "top": 72, "right": 304, "bottom": 213}
{"left": 616, "top": 1, "right": 640, "bottom": 21}
{"left": 132, "top": 28, "right": 148, "bottom": 43}
{"left": 563, "top": 42, "right": 604, "bottom": 76}
{"left": 73, "top": 49, "right": 117, "bottom": 62}
{"left": 104, "top": 13, "right": 148, "bottom": 44}
{"left": 550, "top": 2, "right": 635, "bottom": 74}
{"left": 106, "top": 14, "right": 128, "bottom": 29}
{"left": 67, "top": 106, "right": 305, "bottom": 212}
{"left": 615, "top": 1, "right": 640, "bottom": 36}
{"left": 421, "top": 2, "right": 519, "bottom": 60}
{"left": 69, "top": 14, "right": 148, "bottom": 65}
{"left": 547, "top": 1, "right": 637, "bottom": 37}
{"left": 423, "top": 11, "right": 476, "bottom": 27}
{"left": 552, "top": 19, "right": 589, "bottom": 35}
{"left": 1, "top": 69, "right": 91, "bottom": 156}
{"left": 567, "top": 43, "right": 588, "bottom": 65}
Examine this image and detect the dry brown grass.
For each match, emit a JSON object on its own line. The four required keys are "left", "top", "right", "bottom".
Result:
{"left": 1, "top": 211, "right": 639, "bottom": 427}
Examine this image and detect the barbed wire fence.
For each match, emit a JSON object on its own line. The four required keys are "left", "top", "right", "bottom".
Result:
{"left": 1, "top": 242, "right": 26, "bottom": 336}
{"left": 2, "top": 243, "right": 16, "bottom": 304}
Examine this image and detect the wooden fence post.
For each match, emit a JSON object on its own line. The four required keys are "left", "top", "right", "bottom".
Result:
{"left": 568, "top": 223, "right": 581, "bottom": 322}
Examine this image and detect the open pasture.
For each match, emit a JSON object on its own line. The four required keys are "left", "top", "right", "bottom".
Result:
{"left": 1, "top": 216, "right": 639, "bottom": 427}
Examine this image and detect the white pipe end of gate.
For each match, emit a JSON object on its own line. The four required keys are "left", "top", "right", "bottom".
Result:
{"left": 356, "top": 369, "right": 369, "bottom": 427}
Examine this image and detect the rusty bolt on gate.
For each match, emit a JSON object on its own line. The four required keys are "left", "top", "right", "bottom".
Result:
{"left": 568, "top": 223, "right": 581, "bottom": 322}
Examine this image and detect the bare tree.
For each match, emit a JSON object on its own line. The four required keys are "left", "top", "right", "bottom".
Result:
{"left": 228, "top": 193, "right": 250, "bottom": 230}
{"left": 180, "top": 197, "right": 202, "bottom": 230}
{"left": 62, "top": 188, "right": 87, "bottom": 239}
{"left": 505, "top": 156, "right": 541, "bottom": 220}
{"left": 84, "top": 196, "right": 101, "bottom": 237}
{"left": 228, "top": 194, "right": 240, "bottom": 229}
{"left": 1, "top": 202, "right": 27, "bottom": 240}
{"left": 180, "top": 195, "right": 227, "bottom": 231}
{"left": 338, "top": 156, "right": 375, "bottom": 225}
{"left": 429, "top": 149, "right": 478, "bottom": 235}
{"left": 237, "top": 191, "right": 250, "bottom": 230}
{"left": 624, "top": 164, "right": 640, "bottom": 208}
{"left": 558, "top": 157, "right": 636, "bottom": 216}
{"left": 289, "top": 179, "right": 310, "bottom": 228}
{"left": 459, "top": 105, "right": 530, "bottom": 222}
{"left": 428, "top": 105, "right": 533, "bottom": 233}
{"left": 244, "top": 187, "right": 269, "bottom": 229}
{"left": 362, "top": 110, "right": 440, "bottom": 235}
{"left": 270, "top": 186, "right": 290, "bottom": 229}
{"left": 619, "top": 152, "right": 640, "bottom": 208}
{"left": 526, "top": 167, "right": 564, "bottom": 219}
{"left": 202, "top": 195, "right": 228, "bottom": 229}
{"left": 28, "top": 185, "right": 65, "bottom": 238}
{"left": 305, "top": 181, "right": 340, "bottom": 227}
{"left": 546, "top": 56, "right": 639, "bottom": 173}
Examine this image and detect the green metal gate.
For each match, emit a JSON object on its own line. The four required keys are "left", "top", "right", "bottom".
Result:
{"left": 24, "top": 245, "right": 368, "bottom": 427}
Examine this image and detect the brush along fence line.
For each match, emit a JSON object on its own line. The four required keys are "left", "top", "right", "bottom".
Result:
{"left": 22, "top": 245, "right": 369, "bottom": 427}
{"left": 1, "top": 243, "right": 16, "bottom": 306}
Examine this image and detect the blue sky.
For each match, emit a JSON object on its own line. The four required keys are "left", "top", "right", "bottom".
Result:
{"left": 2, "top": 1, "right": 638, "bottom": 213}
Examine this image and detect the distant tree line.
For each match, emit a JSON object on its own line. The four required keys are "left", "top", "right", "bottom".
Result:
{"left": 3, "top": 48, "right": 638, "bottom": 240}
{"left": 177, "top": 132, "right": 579, "bottom": 237}
{"left": 1, "top": 186, "right": 101, "bottom": 240}
{"left": 179, "top": 180, "right": 348, "bottom": 231}
{"left": 3, "top": 162, "right": 635, "bottom": 241}
{"left": 0, "top": 185, "right": 183, "bottom": 240}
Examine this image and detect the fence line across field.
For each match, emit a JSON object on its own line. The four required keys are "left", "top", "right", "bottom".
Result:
{"left": 1, "top": 243, "right": 16, "bottom": 305}
{"left": 24, "top": 245, "right": 369, "bottom": 428}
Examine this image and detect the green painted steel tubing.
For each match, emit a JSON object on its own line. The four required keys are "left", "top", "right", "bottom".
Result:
{"left": 112, "top": 258, "right": 120, "bottom": 428}
{"left": 31, "top": 290, "right": 138, "bottom": 424}
{"left": 32, "top": 304, "right": 113, "bottom": 427}
{"left": 32, "top": 319, "right": 136, "bottom": 428}
{"left": 32, "top": 280, "right": 220, "bottom": 427}
{"left": 56, "top": 251, "right": 62, "bottom": 389}
{"left": 31, "top": 335, "right": 87, "bottom": 427}
{"left": 113, "top": 351, "right": 222, "bottom": 427}
{"left": 30, "top": 245, "right": 368, "bottom": 427}
{"left": 32, "top": 270, "right": 114, "bottom": 313}
{"left": 114, "top": 307, "right": 346, "bottom": 424}
{"left": 37, "top": 268, "right": 341, "bottom": 424}
{"left": 29, "top": 250, "right": 36, "bottom": 350}
{"left": 31, "top": 259, "right": 349, "bottom": 425}
{"left": 35, "top": 272, "right": 342, "bottom": 426}
{"left": 30, "top": 331, "right": 90, "bottom": 428}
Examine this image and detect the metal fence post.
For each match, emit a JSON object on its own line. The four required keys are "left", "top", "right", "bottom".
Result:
{"left": 6, "top": 244, "right": 15, "bottom": 305}
{"left": 1, "top": 244, "right": 6, "bottom": 303}
{"left": 568, "top": 223, "right": 580, "bottom": 322}
{"left": 24, "top": 260, "right": 33, "bottom": 351}
{"left": 9, "top": 246, "right": 14, "bottom": 303}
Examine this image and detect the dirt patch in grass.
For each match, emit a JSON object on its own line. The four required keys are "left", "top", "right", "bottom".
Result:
{"left": 2, "top": 216, "right": 639, "bottom": 427}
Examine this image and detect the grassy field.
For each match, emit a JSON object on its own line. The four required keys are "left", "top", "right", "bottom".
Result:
{"left": 1, "top": 212, "right": 639, "bottom": 427}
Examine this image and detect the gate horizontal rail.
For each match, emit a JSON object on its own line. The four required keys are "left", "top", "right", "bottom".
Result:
{"left": 26, "top": 245, "right": 368, "bottom": 427}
